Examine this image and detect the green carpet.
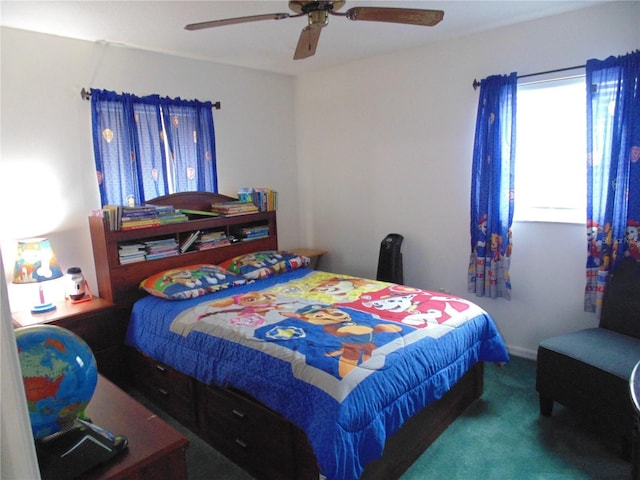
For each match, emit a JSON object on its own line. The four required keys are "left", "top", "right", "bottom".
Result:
{"left": 134, "top": 356, "right": 631, "bottom": 479}
{"left": 402, "top": 356, "right": 629, "bottom": 480}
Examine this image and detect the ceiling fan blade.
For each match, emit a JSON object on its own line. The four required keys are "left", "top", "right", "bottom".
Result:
{"left": 343, "top": 7, "right": 444, "bottom": 26}
{"left": 185, "top": 12, "right": 292, "bottom": 31}
{"left": 294, "top": 25, "right": 323, "bottom": 60}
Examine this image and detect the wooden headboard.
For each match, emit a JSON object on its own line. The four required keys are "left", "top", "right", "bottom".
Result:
{"left": 146, "top": 191, "right": 234, "bottom": 210}
{"left": 89, "top": 192, "right": 278, "bottom": 307}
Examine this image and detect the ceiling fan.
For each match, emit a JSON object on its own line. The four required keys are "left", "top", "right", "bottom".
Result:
{"left": 185, "top": 1, "right": 444, "bottom": 60}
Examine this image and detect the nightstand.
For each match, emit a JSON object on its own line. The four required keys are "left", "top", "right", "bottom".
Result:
{"left": 291, "top": 248, "right": 328, "bottom": 270}
{"left": 12, "top": 297, "right": 129, "bottom": 386}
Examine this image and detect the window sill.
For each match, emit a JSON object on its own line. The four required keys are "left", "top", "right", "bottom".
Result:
{"left": 514, "top": 208, "right": 584, "bottom": 225}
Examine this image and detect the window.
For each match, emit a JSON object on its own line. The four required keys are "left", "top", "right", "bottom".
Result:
{"left": 91, "top": 90, "right": 218, "bottom": 207}
{"left": 514, "top": 76, "right": 586, "bottom": 223}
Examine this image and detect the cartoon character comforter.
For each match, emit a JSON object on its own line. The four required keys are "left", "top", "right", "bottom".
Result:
{"left": 126, "top": 268, "right": 509, "bottom": 480}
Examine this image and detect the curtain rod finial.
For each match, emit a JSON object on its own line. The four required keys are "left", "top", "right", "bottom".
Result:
{"left": 472, "top": 79, "right": 480, "bottom": 90}
{"left": 81, "top": 88, "right": 91, "bottom": 101}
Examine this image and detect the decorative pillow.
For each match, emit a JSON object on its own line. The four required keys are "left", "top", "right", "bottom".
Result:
{"left": 219, "top": 251, "right": 310, "bottom": 280}
{"left": 140, "top": 264, "right": 246, "bottom": 300}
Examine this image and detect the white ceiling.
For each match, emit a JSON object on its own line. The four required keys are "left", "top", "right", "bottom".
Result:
{"left": 0, "top": 0, "right": 607, "bottom": 76}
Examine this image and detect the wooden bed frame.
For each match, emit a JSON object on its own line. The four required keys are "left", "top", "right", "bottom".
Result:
{"left": 88, "top": 191, "right": 484, "bottom": 480}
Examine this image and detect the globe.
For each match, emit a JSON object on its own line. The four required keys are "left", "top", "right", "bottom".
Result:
{"left": 15, "top": 324, "right": 98, "bottom": 440}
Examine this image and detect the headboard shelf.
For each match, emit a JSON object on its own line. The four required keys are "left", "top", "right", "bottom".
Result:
{"left": 103, "top": 211, "right": 276, "bottom": 242}
{"left": 89, "top": 192, "right": 278, "bottom": 306}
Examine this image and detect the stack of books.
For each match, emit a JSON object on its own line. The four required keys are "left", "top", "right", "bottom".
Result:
{"left": 101, "top": 205, "right": 123, "bottom": 231}
{"left": 210, "top": 201, "right": 259, "bottom": 216}
{"left": 196, "top": 231, "right": 231, "bottom": 250}
{"left": 235, "top": 225, "right": 270, "bottom": 241}
{"left": 120, "top": 206, "right": 161, "bottom": 230}
{"left": 252, "top": 187, "right": 277, "bottom": 212}
{"left": 101, "top": 203, "right": 188, "bottom": 231}
{"left": 118, "top": 242, "right": 147, "bottom": 264}
{"left": 156, "top": 205, "right": 189, "bottom": 225}
{"left": 144, "top": 237, "right": 179, "bottom": 260}
{"left": 237, "top": 187, "right": 278, "bottom": 212}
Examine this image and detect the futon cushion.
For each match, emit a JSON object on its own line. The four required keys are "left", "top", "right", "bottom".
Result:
{"left": 538, "top": 327, "right": 640, "bottom": 380}
{"left": 599, "top": 257, "right": 640, "bottom": 339}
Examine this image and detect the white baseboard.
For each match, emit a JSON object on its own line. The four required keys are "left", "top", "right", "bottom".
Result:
{"left": 506, "top": 345, "right": 537, "bottom": 361}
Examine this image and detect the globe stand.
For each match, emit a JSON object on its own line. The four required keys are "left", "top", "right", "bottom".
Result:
{"left": 14, "top": 325, "right": 125, "bottom": 479}
{"left": 36, "top": 418, "right": 128, "bottom": 480}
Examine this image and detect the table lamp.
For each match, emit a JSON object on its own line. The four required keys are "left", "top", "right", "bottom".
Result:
{"left": 13, "top": 238, "right": 64, "bottom": 313}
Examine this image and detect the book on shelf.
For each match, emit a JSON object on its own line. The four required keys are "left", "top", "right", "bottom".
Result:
{"left": 145, "top": 251, "right": 179, "bottom": 260}
{"left": 233, "top": 225, "right": 270, "bottom": 241}
{"left": 101, "top": 203, "right": 188, "bottom": 231}
{"left": 121, "top": 219, "right": 162, "bottom": 230}
{"left": 102, "top": 205, "right": 123, "bottom": 231}
{"left": 118, "top": 242, "right": 147, "bottom": 264}
{"left": 196, "top": 231, "right": 230, "bottom": 250}
{"left": 145, "top": 237, "right": 179, "bottom": 259}
{"left": 180, "top": 230, "right": 201, "bottom": 253}
{"left": 180, "top": 209, "right": 221, "bottom": 218}
{"left": 237, "top": 187, "right": 277, "bottom": 212}
{"left": 210, "top": 201, "right": 259, "bottom": 216}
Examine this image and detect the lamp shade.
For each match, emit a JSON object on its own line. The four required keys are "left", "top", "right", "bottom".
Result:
{"left": 13, "top": 238, "right": 63, "bottom": 284}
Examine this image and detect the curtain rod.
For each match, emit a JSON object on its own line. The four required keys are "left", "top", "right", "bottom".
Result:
{"left": 472, "top": 64, "right": 585, "bottom": 90}
{"left": 80, "top": 87, "right": 221, "bottom": 109}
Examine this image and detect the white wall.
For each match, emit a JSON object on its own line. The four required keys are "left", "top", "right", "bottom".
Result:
{"left": 294, "top": 1, "right": 640, "bottom": 358}
{"left": 0, "top": 3, "right": 637, "bottom": 354}
{"left": 0, "top": 2, "right": 637, "bottom": 476}
{"left": 0, "top": 28, "right": 300, "bottom": 312}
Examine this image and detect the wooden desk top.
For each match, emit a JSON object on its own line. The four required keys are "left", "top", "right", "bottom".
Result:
{"left": 83, "top": 375, "right": 189, "bottom": 479}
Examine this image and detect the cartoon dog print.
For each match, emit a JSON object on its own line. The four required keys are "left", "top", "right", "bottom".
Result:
{"left": 310, "top": 277, "right": 377, "bottom": 299}
{"left": 196, "top": 291, "right": 290, "bottom": 327}
{"left": 625, "top": 220, "right": 640, "bottom": 260}
{"left": 586, "top": 219, "right": 603, "bottom": 268}
{"left": 283, "top": 305, "right": 402, "bottom": 378}
{"left": 348, "top": 287, "right": 473, "bottom": 328}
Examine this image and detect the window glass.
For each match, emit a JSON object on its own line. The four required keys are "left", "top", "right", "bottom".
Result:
{"left": 514, "top": 76, "right": 586, "bottom": 223}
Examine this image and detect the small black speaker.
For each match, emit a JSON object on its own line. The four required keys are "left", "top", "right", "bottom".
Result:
{"left": 377, "top": 233, "right": 404, "bottom": 284}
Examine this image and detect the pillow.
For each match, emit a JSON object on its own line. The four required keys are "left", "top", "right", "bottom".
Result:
{"left": 219, "top": 251, "right": 310, "bottom": 280}
{"left": 140, "top": 264, "right": 246, "bottom": 300}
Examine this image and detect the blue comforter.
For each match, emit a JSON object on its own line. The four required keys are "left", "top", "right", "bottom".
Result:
{"left": 126, "top": 269, "right": 509, "bottom": 480}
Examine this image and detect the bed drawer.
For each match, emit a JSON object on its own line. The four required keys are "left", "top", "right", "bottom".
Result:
{"left": 131, "top": 351, "right": 198, "bottom": 430}
{"left": 197, "top": 383, "right": 295, "bottom": 479}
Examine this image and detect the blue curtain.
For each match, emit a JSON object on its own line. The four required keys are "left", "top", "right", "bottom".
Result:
{"left": 91, "top": 89, "right": 218, "bottom": 206}
{"left": 468, "top": 73, "right": 517, "bottom": 299}
{"left": 161, "top": 98, "right": 218, "bottom": 194}
{"left": 584, "top": 50, "right": 640, "bottom": 314}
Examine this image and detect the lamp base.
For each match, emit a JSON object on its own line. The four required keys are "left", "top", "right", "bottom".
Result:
{"left": 31, "top": 303, "right": 57, "bottom": 314}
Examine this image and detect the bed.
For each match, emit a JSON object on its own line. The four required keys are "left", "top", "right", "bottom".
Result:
{"left": 89, "top": 192, "right": 509, "bottom": 480}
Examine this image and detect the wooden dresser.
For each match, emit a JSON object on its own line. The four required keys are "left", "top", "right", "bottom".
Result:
{"left": 84, "top": 375, "right": 188, "bottom": 480}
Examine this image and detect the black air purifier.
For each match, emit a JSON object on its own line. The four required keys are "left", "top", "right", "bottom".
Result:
{"left": 376, "top": 233, "right": 404, "bottom": 284}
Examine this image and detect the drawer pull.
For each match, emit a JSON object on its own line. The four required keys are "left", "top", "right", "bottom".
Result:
{"left": 158, "top": 388, "right": 169, "bottom": 397}
{"left": 234, "top": 438, "right": 248, "bottom": 449}
{"left": 155, "top": 364, "right": 167, "bottom": 374}
{"left": 231, "top": 409, "right": 246, "bottom": 419}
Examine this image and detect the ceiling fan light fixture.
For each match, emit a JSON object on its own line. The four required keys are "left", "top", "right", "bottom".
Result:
{"left": 186, "top": 1, "right": 445, "bottom": 60}
{"left": 308, "top": 10, "right": 329, "bottom": 27}
{"left": 289, "top": 1, "right": 345, "bottom": 15}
